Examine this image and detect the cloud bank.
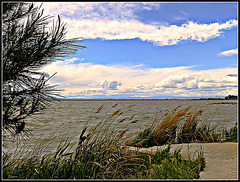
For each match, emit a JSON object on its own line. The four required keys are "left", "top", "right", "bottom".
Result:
{"left": 42, "top": 59, "right": 238, "bottom": 98}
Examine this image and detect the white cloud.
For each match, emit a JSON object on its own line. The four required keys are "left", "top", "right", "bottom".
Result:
{"left": 218, "top": 49, "right": 238, "bottom": 56}
{"left": 37, "top": 2, "right": 237, "bottom": 46}
{"left": 39, "top": 2, "right": 160, "bottom": 21}
{"left": 156, "top": 69, "right": 238, "bottom": 93}
{"left": 64, "top": 57, "right": 79, "bottom": 63}
{"left": 59, "top": 18, "right": 237, "bottom": 46}
{"left": 42, "top": 60, "right": 238, "bottom": 98}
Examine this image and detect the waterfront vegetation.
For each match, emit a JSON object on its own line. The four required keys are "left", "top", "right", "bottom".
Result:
{"left": 3, "top": 105, "right": 237, "bottom": 179}
{"left": 3, "top": 141, "right": 205, "bottom": 179}
{"left": 129, "top": 106, "right": 238, "bottom": 148}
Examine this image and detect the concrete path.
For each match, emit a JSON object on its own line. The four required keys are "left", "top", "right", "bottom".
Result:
{"left": 127, "top": 142, "right": 238, "bottom": 180}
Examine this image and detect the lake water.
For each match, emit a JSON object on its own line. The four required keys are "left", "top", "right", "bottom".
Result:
{"left": 3, "top": 99, "right": 238, "bottom": 158}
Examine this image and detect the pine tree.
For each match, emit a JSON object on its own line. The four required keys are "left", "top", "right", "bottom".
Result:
{"left": 2, "top": 3, "right": 86, "bottom": 135}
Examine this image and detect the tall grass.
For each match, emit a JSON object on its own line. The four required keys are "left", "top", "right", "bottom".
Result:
{"left": 3, "top": 104, "right": 206, "bottom": 179}
{"left": 130, "top": 106, "right": 237, "bottom": 147}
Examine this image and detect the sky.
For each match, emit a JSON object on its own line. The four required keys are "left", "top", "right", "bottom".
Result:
{"left": 38, "top": 2, "right": 238, "bottom": 99}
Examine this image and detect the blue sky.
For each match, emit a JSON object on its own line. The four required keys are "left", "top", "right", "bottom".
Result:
{"left": 40, "top": 2, "right": 238, "bottom": 99}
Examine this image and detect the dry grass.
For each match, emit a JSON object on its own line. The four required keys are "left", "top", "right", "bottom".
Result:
{"left": 153, "top": 106, "right": 192, "bottom": 145}
{"left": 3, "top": 104, "right": 206, "bottom": 179}
{"left": 130, "top": 105, "right": 237, "bottom": 147}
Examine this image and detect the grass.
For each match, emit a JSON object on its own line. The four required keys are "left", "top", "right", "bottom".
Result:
{"left": 3, "top": 104, "right": 206, "bottom": 179}
{"left": 219, "top": 122, "right": 238, "bottom": 142}
{"left": 130, "top": 106, "right": 238, "bottom": 148}
{"left": 3, "top": 142, "right": 205, "bottom": 179}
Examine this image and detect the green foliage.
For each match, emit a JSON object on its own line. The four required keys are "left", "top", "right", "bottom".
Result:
{"left": 220, "top": 123, "right": 238, "bottom": 142}
{"left": 2, "top": 2, "right": 86, "bottom": 135}
{"left": 131, "top": 128, "right": 155, "bottom": 148}
{"left": 140, "top": 144, "right": 205, "bottom": 179}
{"left": 225, "top": 95, "right": 237, "bottom": 100}
{"left": 3, "top": 143, "right": 205, "bottom": 179}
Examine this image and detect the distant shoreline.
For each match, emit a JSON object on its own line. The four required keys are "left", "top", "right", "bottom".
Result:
{"left": 55, "top": 95, "right": 237, "bottom": 101}
{"left": 55, "top": 98, "right": 235, "bottom": 101}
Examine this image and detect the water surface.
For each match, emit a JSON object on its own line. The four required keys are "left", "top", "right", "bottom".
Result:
{"left": 3, "top": 99, "right": 238, "bottom": 158}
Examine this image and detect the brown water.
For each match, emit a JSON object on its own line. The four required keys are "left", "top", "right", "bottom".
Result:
{"left": 3, "top": 99, "right": 238, "bottom": 158}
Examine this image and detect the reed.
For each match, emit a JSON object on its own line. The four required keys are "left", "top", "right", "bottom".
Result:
{"left": 130, "top": 106, "right": 237, "bottom": 147}
{"left": 3, "top": 104, "right": 206, "bottom": 179}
